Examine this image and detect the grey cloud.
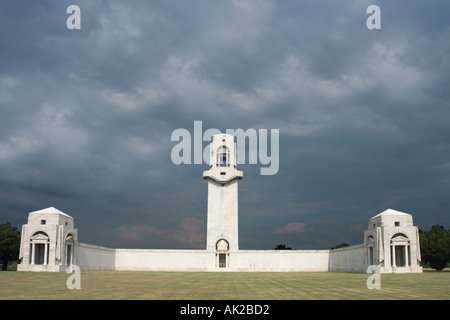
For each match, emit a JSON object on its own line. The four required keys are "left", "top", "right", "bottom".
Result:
{"left": 0, "top": 0, "right": 449, "bottom": 250}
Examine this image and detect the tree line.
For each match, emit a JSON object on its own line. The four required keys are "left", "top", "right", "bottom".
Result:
{"left": 419, "top": 225, "right": 450, "bottom": 271}
{"left": 0, "top": 223, "right": 21, "bottom": 271}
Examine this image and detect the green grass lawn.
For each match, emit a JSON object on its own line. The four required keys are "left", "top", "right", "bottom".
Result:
{"left": 0, "top": 270, "right": 449, "bottom": 300}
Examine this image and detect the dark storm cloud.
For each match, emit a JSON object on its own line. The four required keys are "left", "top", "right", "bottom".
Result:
{"left": 0, "top": 0, "right": 449, "bottom": 249}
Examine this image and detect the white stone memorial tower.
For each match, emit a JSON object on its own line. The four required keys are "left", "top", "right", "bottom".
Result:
{"left": 203, "top": 134, "right": 243, "bottom": 268}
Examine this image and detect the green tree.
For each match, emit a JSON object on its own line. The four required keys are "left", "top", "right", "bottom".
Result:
{"left": 0, "top": 223, "right": 21, "bottom": 271}
{"left": 420, "top": 225, "right": 450, "bottom": 271}
{"left": 275, "top": 244, "right": 292, "bottom": 250}
{"left": 331, "top": 243, "right": 350, "bottom": 249}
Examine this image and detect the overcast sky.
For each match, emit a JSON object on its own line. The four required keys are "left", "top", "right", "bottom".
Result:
{"left": 1, "top": 0, "right": 449, "bottom": 250}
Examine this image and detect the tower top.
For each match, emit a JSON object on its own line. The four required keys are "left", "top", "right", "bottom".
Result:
{"left": 371, "top": 208, "right": 411, "bottom": 218}
{"left": 203, "top": 134, "right": 243, "bottom": 184}
{"left": 368, "top": 208, "right": 414, "bottom": 229}
{"left": 27, "top": 206, "right": 74, "bottom": 227}
{"left": 29, "top": 206, "right": 72, "bottom": 218}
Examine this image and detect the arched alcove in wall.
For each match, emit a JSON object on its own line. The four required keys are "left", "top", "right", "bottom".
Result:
{"left": 29, "top": 231, "right": 50, "bottom": 265}
{"left": 390, "top": 233, "right": 410, "bottom": 267}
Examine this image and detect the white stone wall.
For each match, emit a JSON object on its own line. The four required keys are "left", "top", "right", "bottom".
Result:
{"left": 115, "top": 249, "right": 213, "bottom": 271}
{"left": 328, "top": 244, "right": 367, "bottom": 273}
{"left": 230, "top": 250, "right": 330, "bottom": 272}
{"left": 74, "top": 246, "right": 362, "bottom": 272}
{"left": 76, "top": 243, "right": 116, "bottom": 271}
{"left": 70, "top": 242, "right": 415, "bottom": 273}
{"left": 80, "top": 248, "right": 335, "bottom": 272}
